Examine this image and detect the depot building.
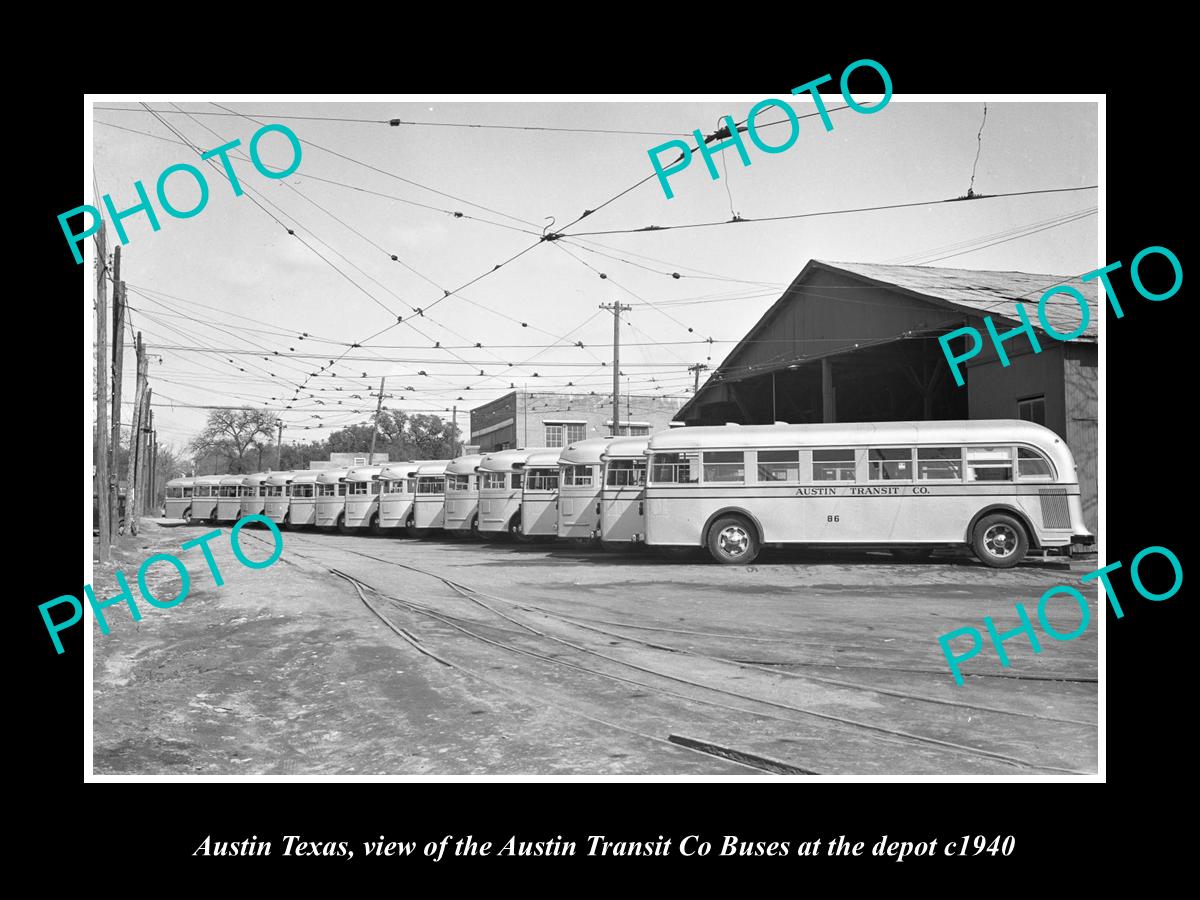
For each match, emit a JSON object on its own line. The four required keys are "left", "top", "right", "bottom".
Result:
{"left": 676, "top": 260, "right": 1098, "bottom": 536}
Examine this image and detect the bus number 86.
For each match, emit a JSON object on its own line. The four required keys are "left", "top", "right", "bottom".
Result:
{"left": 827, "top": 515, "right": 840, "bottom": 523}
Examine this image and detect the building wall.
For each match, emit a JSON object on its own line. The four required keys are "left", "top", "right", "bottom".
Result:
{"left": 1062, "top": 343, "right": 1099, "bottom": 534}
{"left": 966, "top": 343, "right": 1067, "bottom": 435}
{"left": 470, "top": 391, "right": 686, "bottom": 453}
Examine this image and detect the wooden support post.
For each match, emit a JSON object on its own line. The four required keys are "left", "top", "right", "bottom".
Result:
{"left": 95, "top": 224, "right": 110, "bottom": 559}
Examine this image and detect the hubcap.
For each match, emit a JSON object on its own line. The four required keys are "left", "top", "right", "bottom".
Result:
{"left": 983, "top": 523, "right": 1017, "bottom": 558}
{"left": 718, "top": 525, "right": 750, "bottom": 557}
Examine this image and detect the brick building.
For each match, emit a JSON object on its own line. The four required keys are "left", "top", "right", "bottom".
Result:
{"left": 470, "top": 391, "right": 686, "bottom": 452}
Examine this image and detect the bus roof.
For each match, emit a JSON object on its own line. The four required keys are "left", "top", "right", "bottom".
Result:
{"left": 241, "top": 473, "right": 270, "bottom": 485}
{"left": 525, "top": 449, "right": 564, "bottom": 469}
{"left": 166, "top": 476, "right": 195, "bottom": 487}
{"left": 219, "top": 474, "right": 246, "bottom": 486}
{"left": 290, "top": 471, "right": 322, "bottom": 484}
{"left": 559, "top": 437, "right": 613, "bottom": 466}
{"left": 446, "top": 454, "right": 484, "bottom": 475}
{"left": 648, "top": 420, "right": 1070, "bottom": 455}
{"left": 601, "top": 437, "right": 650, "bottom": 460}
{"left": 315, "top": 468, "right": 349, "bottom": 484}
{"left": 478, "top": 448, "right": 550, "bottom": 472}
{"left": 417, "top": 461, "right": 450, "bottom": 476}
{"left": 379, "top": 461, "right": 425, "bottom": 479}
{"left": 264, "top": 471, "right": 295, "bottom": 486}
{"left": 195, "top": 475, "right": 225, "bottom": 486}
{"left": 345, "top": 465, "right": 383, "bottom": 482}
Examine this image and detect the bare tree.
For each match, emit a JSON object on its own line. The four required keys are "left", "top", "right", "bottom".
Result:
{"left": 188, "top": 408, "right": 279, "bottom": 474}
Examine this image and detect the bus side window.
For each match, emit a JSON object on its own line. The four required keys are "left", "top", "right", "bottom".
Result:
{"left": 813, "top": 449, "right": 855, "bottom": 481}
{"left": 918, "top": 447, "right": 963, "bottom": 480}
{"left": 757, "top": 450, "right": 799, "bottom": 482}
{"left": 703, "top": 451, "right": 745, "bottom": 483}
{"left": 1017, "top": 447, "right": 1055, "bottom": 480}
{"left": 869, "top": 448, "right": 914, "bottom": 480}
{"left": 967, "top": 446, "right": 1014, "bottom": 481}
{"left": 650, "top": 452, "right": 699, "bottom": 483}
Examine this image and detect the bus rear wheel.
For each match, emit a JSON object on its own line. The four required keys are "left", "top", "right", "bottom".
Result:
{"left": 707, "top": 516, "right": 760, "bottom": 565}
{"left": 971, "top": 513, "right": 1028, "bottom": 568}
{"left": 281, "top": 512, "right": 291, "bottom": 531}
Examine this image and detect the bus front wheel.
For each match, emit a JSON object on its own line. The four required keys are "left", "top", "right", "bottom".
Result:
{"left": 337, "top": 515, "right": 354, "bottom": 535}
{"left": 368, "top": 514, "right": 382, "bottom": 536}
{"left": 971, "top": 514, "right": 1028, "bottom": 568}
{"left": 707, "top": 516, "right": 760, "bottom": 565}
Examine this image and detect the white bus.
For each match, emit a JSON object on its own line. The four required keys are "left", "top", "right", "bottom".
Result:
{"left": 599, "top": 437, "right": 649, "bottom": 547}
{"left": 238, "top": 473, "right": 269, "bottom": 519}
{"left": 443, "top": 454, "right": 485, "bottom": 535}
{"left": 190, "top": 475, "right": 223, "bottom": 524}
{"left": 315, "top": 468, "right": 349, "bottom": 530}
{"left": 216, "top": 475, "right": 245, "bottom": 523}
{"left": 644, "top": 420, "right": 1093, "bottom": 567}
{"left": 262, "top": 471, "right": 294, "bottom": 525}
{"left": 343, "top": 465, "right": 383, "bottom": 532}
{"left": 521, "top": 449, "right": 562, "bottom": 538}
{"left": 477, "top": 448, "right": 548, "bottom": 538}
{"left": 557, "top": 438, "right": 613, "bottom": 540}
{"left": 408, "top": 461, "right": 450, "bottom": 536}
{"left": 287, "top": 471, "right": 321, "bottom": 527}
{"left": 378, "top": 462, "right": 425, "bottom": 531}
{"left": 164, "top": 476, "right": 195, "bottom": 520}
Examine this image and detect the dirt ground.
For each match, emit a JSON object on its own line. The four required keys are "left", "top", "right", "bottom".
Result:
{"left": 91, "top": 519, "right": 1098, "bottom": 776}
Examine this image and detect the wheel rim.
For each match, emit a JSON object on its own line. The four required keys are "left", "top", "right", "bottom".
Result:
{"left": 983, "top": 523, "right": 1018, "bottom": 558}
{"left": 717, "top": 525, "right": 751, "bottom": 558}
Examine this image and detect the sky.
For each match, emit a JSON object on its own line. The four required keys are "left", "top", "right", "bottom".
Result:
{"left": 90, "top": 99, "right": 1098, "bottom": 455}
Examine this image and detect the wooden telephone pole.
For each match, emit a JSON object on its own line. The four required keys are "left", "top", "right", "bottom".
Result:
{"left": 128, "top": 333, "right": 148, "bottom": 535}
{"left": 95, "top": 224, "right": 111, "bottom": 559}
{"left": 275, "top": 420, "right": 284, "bottom": 470}
{"left": 689, "top": 362, "right": 709, "bottom": 392}
{"left": 368, "top": 376, "right": 385, "bottom": 461}
{"left": 110, "top": 246, "right": 125, "bottom": 536}
{"left": 599, "top": 302, "right": 632, "bottom": 436}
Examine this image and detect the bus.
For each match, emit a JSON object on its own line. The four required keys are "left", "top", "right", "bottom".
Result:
{"left": 216, "top": 474, "right": 245, "bottom": 523}
{"left": 239, "top": 473, "right": 269, "bottom": 519}
{"left": 644, "top": 420, "right": 1093, "bottom": 566}
{"left": 164, "top": 476, "right": 195, "bottom": 520}
{"left": 262, "top": 471, "right": 294, "bottom": 525}
{"left": 378, "top": 462, "right": 425, "bottom": 531}
{"left": 343, "top": 465, "right": 383, "bottom": 533}
{"left": 521, "top": 449, "right": 562, "bottom": 538}
{"left": 557, "top": 438, "right": 613, "bottom": 540}
{"left": 190, "top": 475, "right": 223, "bottom": 524}
{"left": 287, "top": 470, "right": 321, "bottom": 527}
{"left": 408, "top": 461, "right": 449, "bottom": 537}
{"left": 477, "top": 448, "right": 547, "bottom": 538}
{"left": 315, "top": 468, "right": 349, "bottom": 530}
{"left": 598, "top": 437, "right": 650, "bottom": 548}
{"left": 443, "top": 454, "right": 485, "bottom": 535}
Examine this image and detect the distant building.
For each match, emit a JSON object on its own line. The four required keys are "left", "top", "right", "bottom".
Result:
{"left": 677, "top": 260, "right": 1098, "bottom": 536}
{"left": 470, "top": 391, "right": 686, "bottom": 453}
{"left": 307, "top": 452, "right": 389, "bottom": 470}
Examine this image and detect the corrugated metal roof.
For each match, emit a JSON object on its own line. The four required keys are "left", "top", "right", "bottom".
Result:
{"left": 819, "top": 260, "right": 1097, "bottom": 340}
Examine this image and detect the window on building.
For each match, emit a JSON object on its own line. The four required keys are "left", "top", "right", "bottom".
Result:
{"left": 1018, "top": 395, "right": 1046, "bottom": 425}
{"left": 525, "top": 469, "right": 559, "bottom": 491}
{"left": 703, "top": 451, "right": 745, "bottom": 483}
{"left": 757, "top": 450, "right": 800, "bottom": 482}
{"left": 606, "top": 460, "right": 646, "bottom": 487}
{"left": 627, "top": 425, "right": 650, "bottom": 436}
{"left": 917, "top": 447, "right": 963, "bottom": 480}
{"left": 1017, "top": 447, "right": 1054, "bottom": 479}
{"left": 967, "top": 446, "right": 1014, "bottom": 482}
{"left": 650, "top": 452, "right": 699, "bottom": 484}
{"left": 562, "top": 465, "right": 595, "bottom": 487}
{"left": 544, "top": 422, "right": 587, "bottom": 447}
{"left": 813, "top": 449, "right": 856, "bottom": 481}
{"left": 353, "top": 457, "right": 367, "bottom": 466}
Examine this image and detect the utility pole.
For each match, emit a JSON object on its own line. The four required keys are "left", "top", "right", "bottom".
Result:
{"left": 109, "top": 246, "right": 124, "bottom": 540}
{"left": 142, "top": 402, "right": 153, "bottom": 516}
{"left": 149, "top": 424, "right": 158, "bottom": 516}
{"left": 275, "top": 419, "right": 284, "bottom": 470}
{"left": 368, "top": 376, "right": 385, "bottom": 462}
{"left": 95, "top": 224, "right": 111, "bottom": 560}
{"left": 128, "top": 332, "right": 147, "bottom": 536}
{"left": 451, "top": 404, "right": 458, "bottom": 456}
{"left": 688, "top": 362, "right": 709, "bottom": 392}
{"left": 599, "top": 302, "right": 631, "bottom": 436}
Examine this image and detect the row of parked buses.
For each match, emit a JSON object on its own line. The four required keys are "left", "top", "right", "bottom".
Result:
{"left": 164, "top": 420, "right": 1094, "bottom": 567}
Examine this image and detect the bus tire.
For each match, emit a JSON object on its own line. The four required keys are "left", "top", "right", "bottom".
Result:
{"left": 891, "top": 547, "right": 933, "bottom": 562}
{"left": 510, "top": 516, "right": 532, "bottom": 543}
{"left": 337, "top": 515, "right": 354, "bottom": 535}
{"left": 971, "top": 513, "right": 1028, "bottom": 568}
{"left": 368, "top": 513, "right": 382, "bottom": 536}
{"left": 281, "top": 512, "right": 291, "bottom": 531}
{"left": 707, "top": 515, "right": 760, "bottom": 565}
